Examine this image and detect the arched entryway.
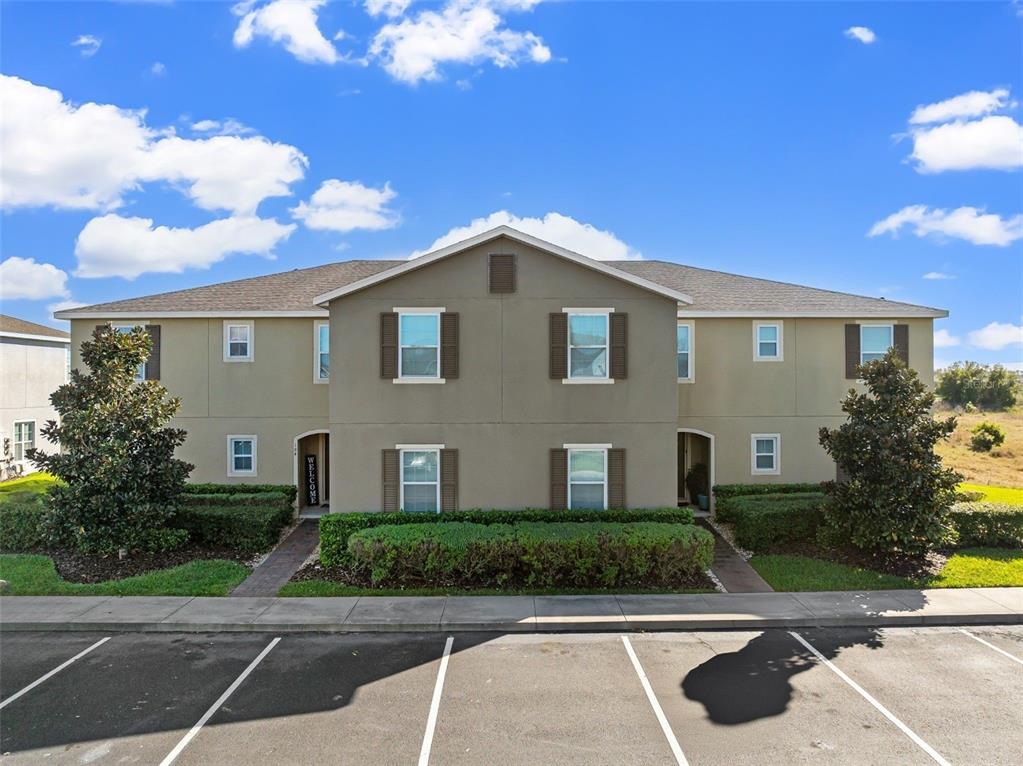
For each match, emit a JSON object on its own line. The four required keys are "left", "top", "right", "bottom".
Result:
{"left": 294, "top": 429, "right": 330, "bottom": 515}
{"left": 678, "top": 428, "right": 715, "bottom": 513}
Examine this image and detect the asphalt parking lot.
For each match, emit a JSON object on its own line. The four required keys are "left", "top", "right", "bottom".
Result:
{"left": 0, "top": 626, "right": 1020, "bottom": 765}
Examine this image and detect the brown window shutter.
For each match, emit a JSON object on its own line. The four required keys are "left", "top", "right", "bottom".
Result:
{"left": 488, "top": 253, "right": 516, "bottom": 293}
{"left": 608, "top": 448, "right": 626, "bottom": 509}
{"left": 440, "top": 448, "right": 458, "bottom": 512}
{"left": 380, "top": 313, "right": 398, "bottom": 379}
{"left": 549, "top": 313, "right": 567, "bottom": 379}
{"left": 550, "top": 448, "right": 568, "bottom": 509}
{"left": 893, "top": 324, "right": 909, "bottom": 365}
{"left": 844, "top": 324, "right": 860, "bottom": 379}
{"left": 440, "top": 313, "right": 459, "bottom": 379}
{"left": 144, "top": 324, "right": 161, "bottom": 380}
{"left": 610, "top": 313, "right": 628, "bottom": 379}
{"left": 382, "top": 448, "right": 400, "bottom": 511}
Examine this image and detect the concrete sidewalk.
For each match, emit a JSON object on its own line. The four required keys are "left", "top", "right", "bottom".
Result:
{"left": 1, "top": 587, "right": 1020, "bottom": 633}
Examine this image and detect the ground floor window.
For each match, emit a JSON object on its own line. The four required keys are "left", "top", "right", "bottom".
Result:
{"left": 751, "top": 434, "right": 780, "bottom": 475}
{"left": 13, "top": 421, "right": 35, "bottom": 461}
{"left": 400, "top": 447, "right": 440, "bottom": 513}
{"left": 568, "top": 447, "right": 607, "bottom": 510}
{"left": 228, "top": 435, "right": 257, "bottom": 476}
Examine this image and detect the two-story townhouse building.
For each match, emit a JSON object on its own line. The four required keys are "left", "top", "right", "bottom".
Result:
{"left": 56, "top": 225, "right": 944, "bottom": 513}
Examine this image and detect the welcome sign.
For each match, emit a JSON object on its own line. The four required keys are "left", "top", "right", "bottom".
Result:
{"left": 305, "top": 454, "right": 319, "bottom": 506}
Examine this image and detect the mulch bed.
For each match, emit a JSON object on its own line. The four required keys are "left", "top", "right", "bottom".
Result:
{"left": 769, "top": 540, "right": 949, "bottom": 580}
{"left": 43, "top": 546, "right": 252, "bottom": 584}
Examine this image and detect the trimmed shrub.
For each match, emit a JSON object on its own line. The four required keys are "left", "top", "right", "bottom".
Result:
{"left": 712, "top": 483, "right": 822, "bottom": 501}
{"left": 183, "top": 482, "right": 298, "bottom": 505}
{"left": 172, "top": 503, "right": 294, "bottom": 554}
{"left": 955, "top": 490, "right": 986, "bottom": 503}
{"left": 949, "top": 502, "right": 1023, "bottom": 548}
{"left": 319, "top": 507, "right": 695, "bottom": 567}
{"left": 182, "top": 491, "right": 291, "bottom": 510}
{"left": 717, "top": 493, "right": 825, "bottom": 551}
{"left": 347, "top": 521, "right": 714, "bottom": 588}
{"left": 0, "top": 493, "right": 48, "bottom": 551}
{"left": 969, "top": 422, "right": 1006, "bottom": 453}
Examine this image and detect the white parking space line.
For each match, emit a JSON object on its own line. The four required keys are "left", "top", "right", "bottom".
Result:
{"left": 0, "top": 636, "right": 111, "bottom": 711}
{"left": 621, "top": 636, "right": 690, "bottom": 766}
{"left": 959, "top": 628, "right": 1023, "bottom": 666}
{"left": 159, "top": 636, "right": 280, "bottom": 766}
{"left": 418, "top": 635, "right": 453, "bottom": 766}
{"left": 789, "top": 631, "right": 950, "bottom": 766}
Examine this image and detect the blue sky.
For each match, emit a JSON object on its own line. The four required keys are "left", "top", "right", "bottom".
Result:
{"left": 1, "top": 0, "right": 1020, "bottom": 368}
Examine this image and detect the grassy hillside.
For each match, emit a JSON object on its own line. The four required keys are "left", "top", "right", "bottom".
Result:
{"left": 935, "top": 408, "right": 1021, "bottom": 488}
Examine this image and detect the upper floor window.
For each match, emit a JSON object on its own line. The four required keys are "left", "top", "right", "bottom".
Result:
{"left": 13, "top": 420, "right": 35, "bottom": 462}
{"left": 315, "top": 322, "right": 329, "bottom": 382}
{"left": 227, "top": 435, "right": 256, "bottom": 476}
{"left": 113, "top": 324, "right": 146, "bottom": 381}
{"left": 860, "top": 324, "right": 893, "bottom": 365}
{"left": 399, "top": 313, "right": 440, "bottom": 378}
{"left": 568, "top": 447, "right": 607, "bottom": 510}
{"left": 568, "top": 312, "right": 609, "bottom": 379}
{"left": 754, "top": 322, "right": 782, "bottom": 361}
{"left": 224, "top": 321, "right": 253, "bottom": 362}
{"left": 677, "top": 322, "right": 693, "bottom": 381}
{"left": 400, "top": 447, "right": 440, "bottom": 513}
{"left": 751, "top": 434, "right": 780, "bottom": 475}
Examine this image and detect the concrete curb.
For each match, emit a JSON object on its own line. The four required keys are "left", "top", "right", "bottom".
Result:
{"left": 2, "top": 588, "right": 1020, "bottom": 633}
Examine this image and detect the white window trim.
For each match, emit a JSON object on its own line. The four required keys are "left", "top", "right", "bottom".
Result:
{"left": 677, "top": 320, "right": 695, "bottom": 383}
{"left": 227, "top": 435, "right": 257, "bottom": 477}
{"left": 565, "top": 444, "right": 609, "bottom": 511}
{"left": 223, "top": 320, "right": 254, "bottom": 363}
{"left": 397, "top": 310, "right": 442, "bottom": 382}
{"left": 859, "top": 322, "right": 894, "bottom": 366}
{"left": 398, "top": 445, "right": 442, "bottom": 514}
{"left": 313, "top": 320, "right": 329, "bottom": 384}
{"left": 565, "top": 309, "right": 612, "bottom": 382}
{"left": 750, "top": 433, "right": 781, "bottom": 476}
{"left": 753, "top": 321, "right": 784, "bottom": 362}
{"left": 12, "top": 420, "right": 35, "bottom": 463}
{"left": 112, "top": 322, "right": 147, "bottom": 381}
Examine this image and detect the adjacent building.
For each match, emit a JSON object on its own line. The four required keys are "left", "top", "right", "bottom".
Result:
{"left": 56, "top": 226, "right": 945, "bottom": 512}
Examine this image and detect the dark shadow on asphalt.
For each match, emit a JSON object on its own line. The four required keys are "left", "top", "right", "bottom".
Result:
{"left": 681, "top": 590, "right": 928, "bottom": 725}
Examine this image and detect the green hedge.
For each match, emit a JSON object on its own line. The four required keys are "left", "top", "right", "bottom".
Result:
{"left": 950, "top": 502, "right": 1023, "bottom": 548}
{"left": 171, "top": 503, "right": 294, "bottom": 554}
{"left": 713, "top": 482, "right": 823, "bottom": 500}
{"left": 183, "top": 483, "right": 298, "bottom": 505}
{"left": 182, "top": 491, "right": 291, "bottom": 510}
{"left": 347, "top": 521, "right": 714, "bottom": 587}
{"left": 0, "top": 493, "right": 48, "bottom": 551}
{"left": 717, "top": 493, "right": 825, "bottom": 551}
{"left": 319, "top": 507, "right": 695, "bottom": 567}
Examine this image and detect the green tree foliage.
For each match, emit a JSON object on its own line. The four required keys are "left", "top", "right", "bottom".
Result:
{"left": 29, "top": 327, "right": 193, "bottom": 555}
{"left": 819, "top": 349, "right": 961, "bottom": 558}
{"left": 970, "top": 421, "right": 1006, "bottom": 452}
{"left": 936, "top": 361, "right": 1019, "bottom": 410}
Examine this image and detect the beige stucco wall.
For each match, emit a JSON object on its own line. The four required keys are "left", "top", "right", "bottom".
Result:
{"left": 678, "top": 316, "right": 935, "bottom": 485}
{"left": 0, "top": 337, "right": 67, "bottom": 465}
{"left": 328, "top": 235, "right": 680, "bottom": 511}
{"left": 69, "top": 317, "right": 329, "bottom": 484}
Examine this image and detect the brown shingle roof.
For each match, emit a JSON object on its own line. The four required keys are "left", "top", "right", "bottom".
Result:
{"left": 0, "top": 314, "right": 70, "bottom": 339}
{"left": 57, "top": 256, "right": 945, "bottom": 318}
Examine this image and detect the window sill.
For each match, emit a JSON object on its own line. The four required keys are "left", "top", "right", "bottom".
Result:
{"left": 393, "top": 378, "right": 447, "bottom": 384}
{"left": 227, "top": 472, "right": 258, "bottom": 478}
{"left": 313, "top": 378, "right": 329, "bottom": 385}
{"left": 753, "top": 357, "right": 784, "bottom": 363}
{"left": 562, "top": 378, "right": 614, "bottom": 385}
{"left": 751, "top": 470, "right": 781, "bottom": 477}
{"left": 224, "top": 357, "right": 253, "bottom": 363}
{"left": 678, "top": 378, "right": 695, "bottom": 384}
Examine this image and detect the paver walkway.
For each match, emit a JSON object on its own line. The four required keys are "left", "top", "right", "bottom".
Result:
{"left": 698, "top": 519, "right": 773, "bottom": 593}
{"left": 230, "top": 519, "right": 319, "bottom": 597}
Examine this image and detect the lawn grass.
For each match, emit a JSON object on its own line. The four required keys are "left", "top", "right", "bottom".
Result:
{"left": 936, "top": 408, "right": 1021, "bottom": 488}
{"left": 960, "top": 483, "right": 1023, "bottom": 505}
{"left": 0, "top": 554, "right": 250, "bottom": 596}
{"left": 751, "top": 548, "right": 1023, "bottom": 591}
{"left": 279, "top": 581, "right": 714, "bottom": 597}
{"left": 0, "top": 473, "right": 57, "bottom": 498}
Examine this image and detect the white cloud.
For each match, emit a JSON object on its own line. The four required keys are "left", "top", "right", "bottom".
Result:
{"left": 291, "top": 179, "right": 400, "bottom": 232}
{"left": 933, "top": 329, "right": 960, "bottom": 348}
{"left": 47, "top": 299, "right": 86, "bottom": 319}
{"left": 74, "top": 214, "right": 296, "bottom": 279}
{"left": 0, "top": 257, "right": 70, "bottom": 300}
{"left": 72, "top": 35, "right": 102, "bottom": 57}
{"left": 0, "top": 75, "right": 308, "bottom": 215}
{"left": 369, "top": 0, "right": 551, "bottom": 84}
{"left": 967, "top": 322, "right": 1023, "bottom": 351}
{"left": 365, "top": 0, "right": 411, "bottom": 18}
{"left": 910, "top": 88, "right": 1012, "bottom": 125}
{"left": 414, "top": 211, "right": 640, "bottom": 260}
{"left": 844, "top": 26, "right": 876, "bottom": 45}
{"left": 233, "top": 0, "right": 342, "bottom": 65}
{"left": 922, "top": 271, "right": 956, "bottom": 280}
{"left": 910, "top": 115, "right": 1023, "bottom": 172}
{"left": 190, "top": 118, "right": 255, "bottom": 136}
{"left": 1000, "top": 361, "right": 1023, "bottom": 372}
{"left": 150, "top": 62, "right": 166, "bottom": 76}
{"left": 869, "top": 205, "right": 1023, "bottom": 247}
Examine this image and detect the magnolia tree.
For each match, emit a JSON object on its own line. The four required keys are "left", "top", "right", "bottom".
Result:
{"left": 819, "top": 349, "right": 961, "bottom": 559}
{"left": 29, "top": 326, "right": 193, "bottom": 555}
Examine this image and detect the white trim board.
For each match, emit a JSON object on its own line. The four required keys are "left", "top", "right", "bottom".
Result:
{"left": 313, "top": 225, "right": 694, "bottom": 306}
{"left": 677, "top": 310, "right": 947, "bottom": 318}
{"left": 54, "top": 310, "right": 329, "bottom": 320}
{"left": 0, "top": 331, "right": 70, "bottom": 343}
